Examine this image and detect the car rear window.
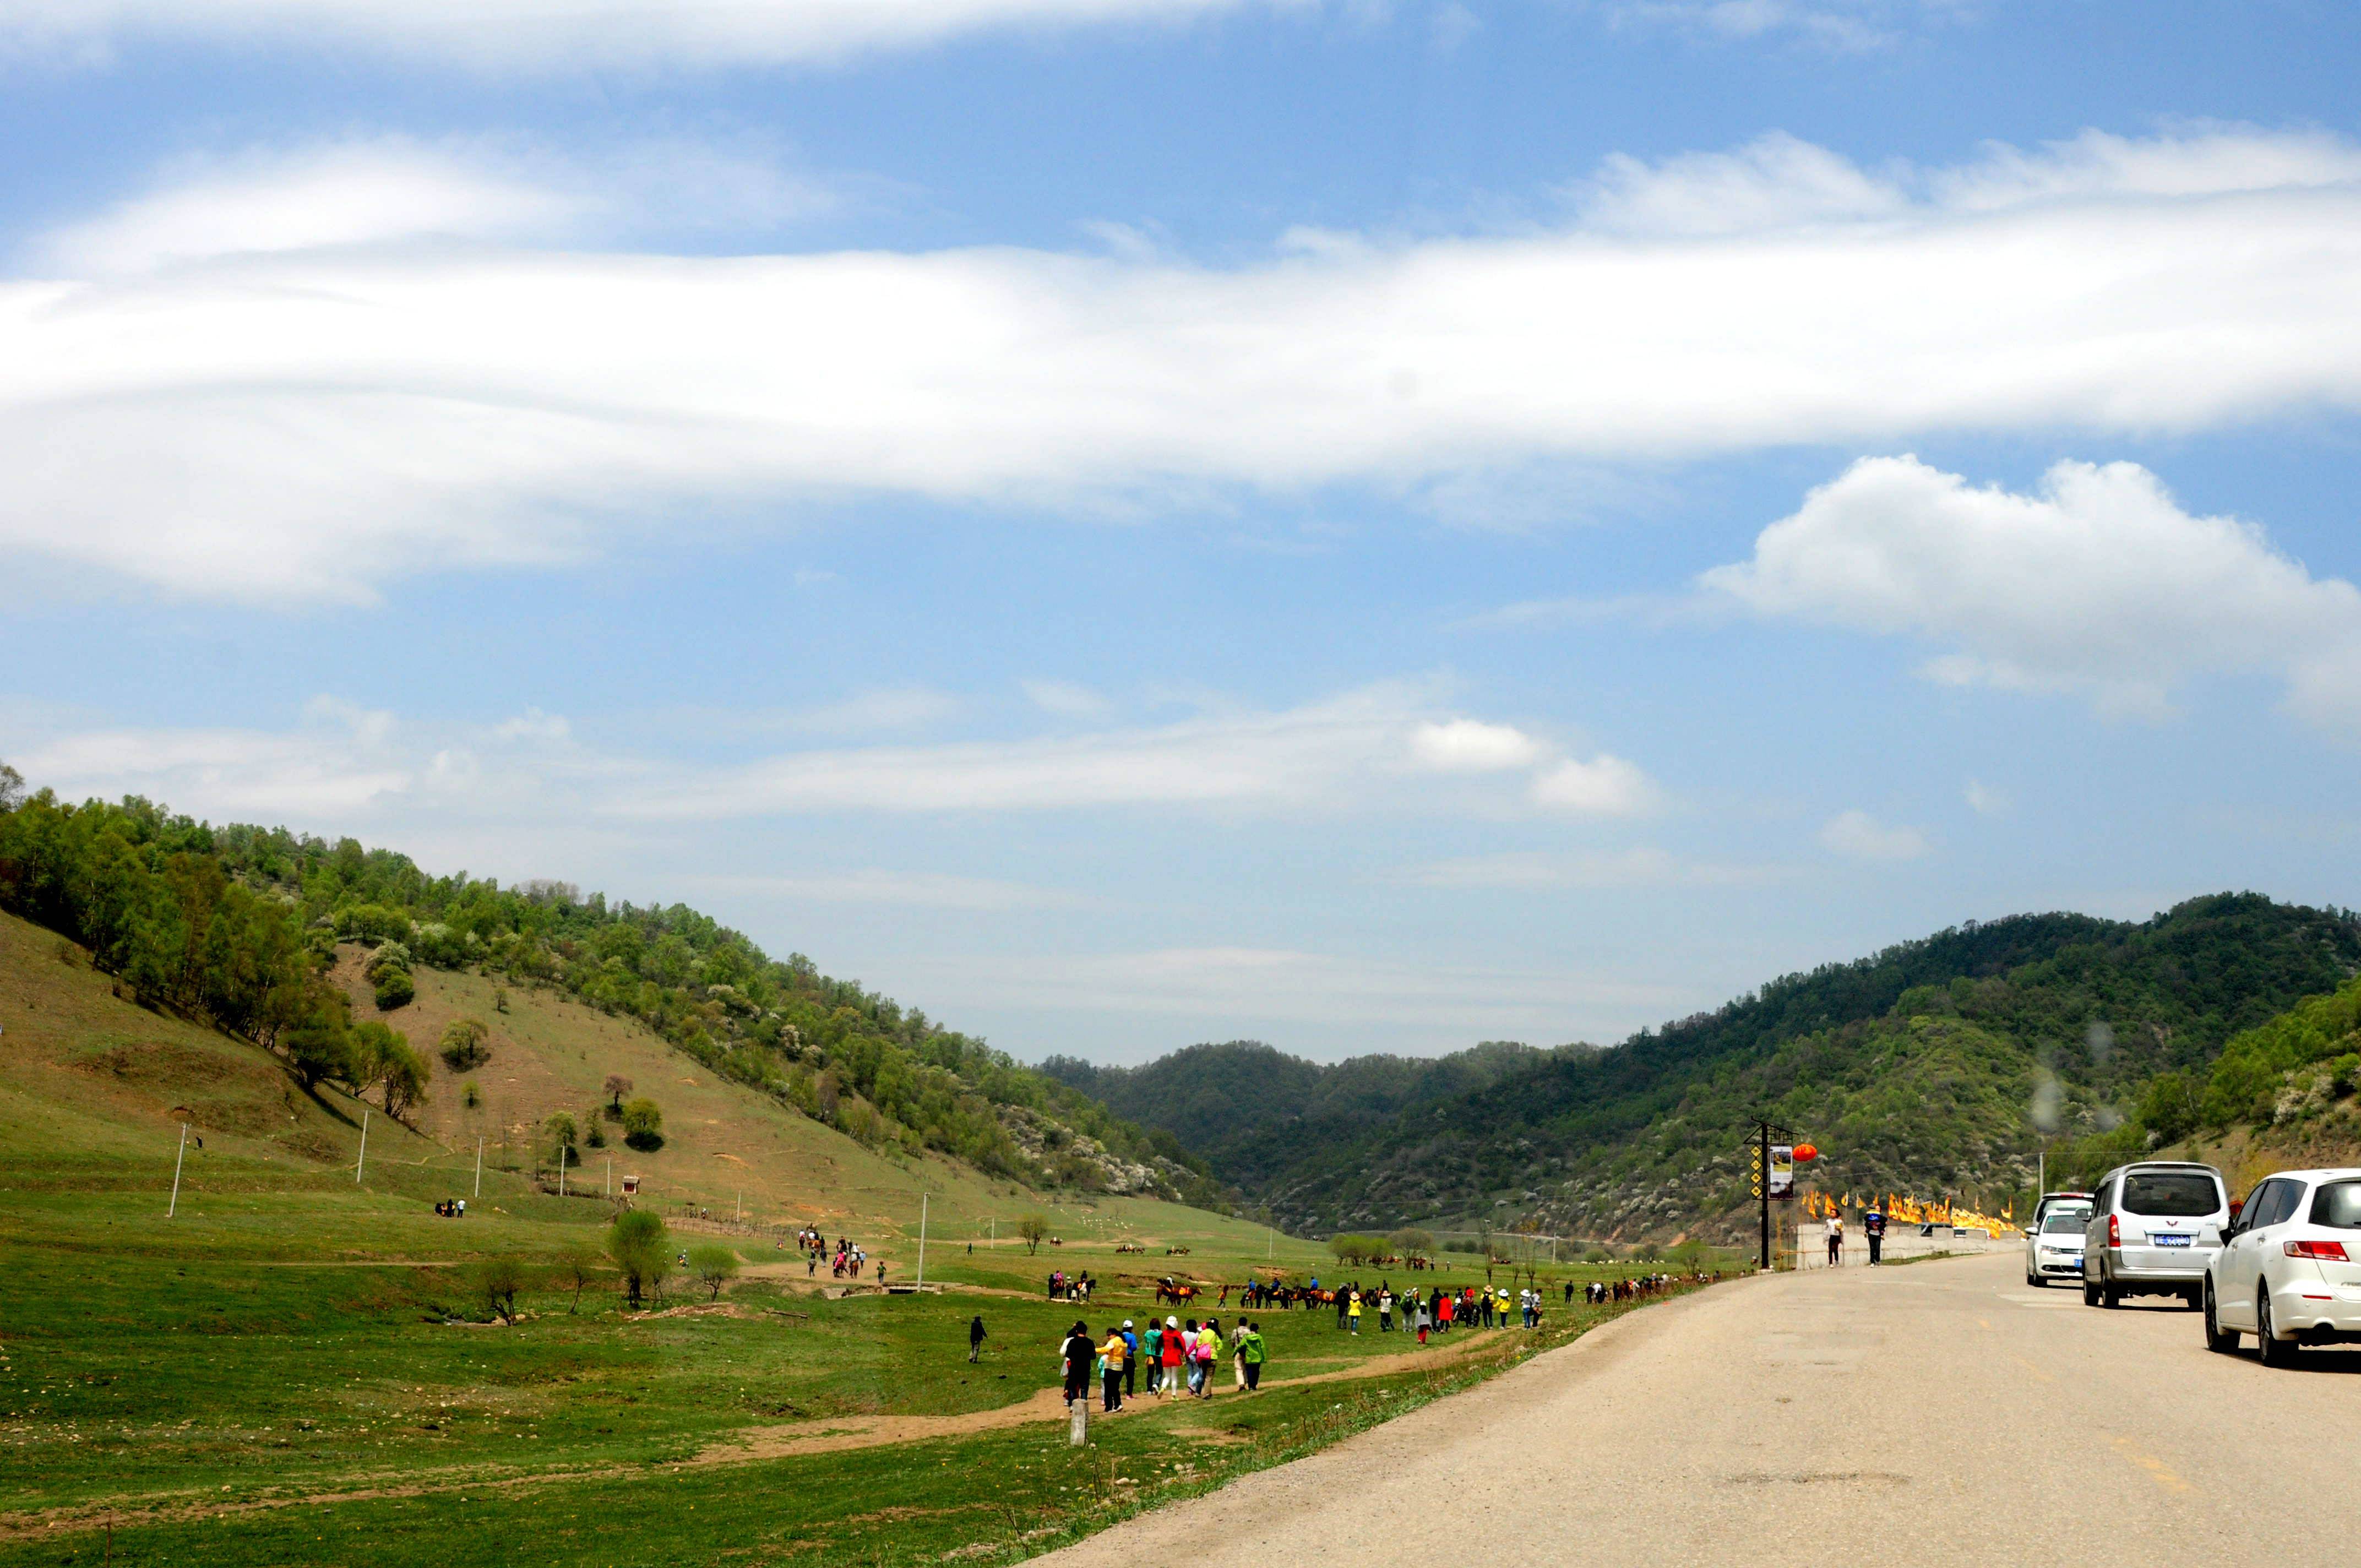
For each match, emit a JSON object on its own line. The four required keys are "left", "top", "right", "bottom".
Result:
{"left": 2041, "top": 1210, "right": 2090, "bottom": 1234}
{"left": 2310, "top": 1182, "right": 2361, "bottom": 1229}
{"left": 2121, "top": 1172, "right": 2221, "bottom": 1216}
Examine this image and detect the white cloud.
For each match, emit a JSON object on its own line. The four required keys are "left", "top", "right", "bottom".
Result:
{"left": 1703, "top": 454, "right": 2361, "bottom": 729}
{"left": 610, "top": 685, "right": 1597, "bottom": 816}
{"left": 678, "top": 870, "right": 1098, "bottom": 911}
{"left": 1528, "top": 754, "right": 1653, "bottom": 815}
{"left": 0, "top": 0, "right": 1297, "bottom": 69}
{"left": 1022, "top": 679, "right": 1113, "bottom": 718}
{"left": 8, "top": 682, "right": 1647, "bottom": 825}
{"left": 1963, "top": 778, "right": 2007, "bottom": 815}
{"left": 921, "top": 944, "right": 1681, "bottom": 1030}
{"left": 1401, "top": 848, "right": 1780, "bottom": 888}
{"left": 11, "top": 128, "right": 2361, "bottom": 601}
{"left": 1818, "top": 808, "right": 1927, "bottom": 861}
{"left": 29, "top": 135, "right": 837, "bottom": 277}
{"left": 1408, "top": 718, "right": 1544, "bottom": 772}
{"left": 789, "top": 688, "right": 963, "bottom": 734}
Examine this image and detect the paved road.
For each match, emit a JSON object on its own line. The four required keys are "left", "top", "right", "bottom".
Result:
{"left": 1037, "top": 1251, "right": 2359, "bottom": 1567}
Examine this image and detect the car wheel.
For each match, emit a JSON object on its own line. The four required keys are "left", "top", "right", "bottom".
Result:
{"left": 2101, "top": 1267, "right": 2121, "bottom": 1309}
{"left": 2026, "top": 1271, "right": 2040, "bottom": 1287}
{"left": 2203, "top": 1282, "right": 2237, "bottom": 1353}
{"left": 2258, "top": 1291, "right": 2303, "bottom": 1367}
{"left": 2082, "top": 1274, "right": 2101, "bottom": 1308}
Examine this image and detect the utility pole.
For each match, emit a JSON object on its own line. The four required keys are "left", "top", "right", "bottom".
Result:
{"left": 356, "top": 1108, "right": 371, "bottom": 1185}
{"left": 917, "top": 1193, "right": 929, "bottom": 1288}
{"left": 168, "top": 1122, "right": 188, "bottom": 1218}
{"left": 474, "top": 1137, "right": 483, "bottom": 1198}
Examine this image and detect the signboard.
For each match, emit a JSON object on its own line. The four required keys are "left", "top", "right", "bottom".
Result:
{"left": 1768, "top": 1145, "right": 1795, "bottom": 1201}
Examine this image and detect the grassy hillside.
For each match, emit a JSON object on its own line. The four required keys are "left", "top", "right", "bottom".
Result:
{"left": 1049, "top": 895, "right": 2361, "bottom": 1240}
{"left": 0, "top": 785, "right": 1226, "bottom": 1212}
{"left": 0, "top": 906, "right": 1255, "bottom": 1254}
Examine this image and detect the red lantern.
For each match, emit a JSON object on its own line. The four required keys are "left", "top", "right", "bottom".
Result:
{"left": 1792, "top": 1144, "right": 1819, "bottom": 1163}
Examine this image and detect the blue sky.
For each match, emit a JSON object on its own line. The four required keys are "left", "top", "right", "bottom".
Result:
{"left": 8, "top": 1, "right": 2361, "bottom": 1063}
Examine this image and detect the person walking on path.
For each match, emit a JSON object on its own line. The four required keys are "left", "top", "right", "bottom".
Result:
{"left": 1827, "top": 1211, "right": 1845, "bottom": 1267}
{"left": 1194, "top": 1318, "right": 1220, "bottom": 1397}
{"left": 1061, "top": 1320, "right": 1094, "bottom": 1409}
{"left": 1377, "top": 1287, "right": 1394, "bottom": 1332}
{"left": 1161, "top": 1315, "right": 1184, "bottom": 1395}
{"left": 1347, "top": 1289, "right": 1363, "bottom": 1335}
{"left": 1231, "top": 1318, "right": 1249, "bottom": 1389}
{"left": 1142, "top": 1319, "right": 1163, "bottom": 1395}
{"left": 1864, "top": 1207, "right": 1885, "bottom": 1266}
{"left": 969, "top": 1315, "right": 987, "bottom": 1363}
{"left": 1121, "top": 1320, "right": 1140, "bottom": 1399}
{"left": 1098, "top": 1325, "right": 1128, "bottom": 1412}
{"left": 1240, "top": 1321, "right": 1266, "bottom": 1390}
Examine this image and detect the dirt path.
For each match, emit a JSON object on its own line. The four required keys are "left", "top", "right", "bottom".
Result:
{"left": 0, "top": 1325, "right": 1496, "bottom": 1541}
{"left": 697, "top": 1332, "right": 1494, "bottom": 1462}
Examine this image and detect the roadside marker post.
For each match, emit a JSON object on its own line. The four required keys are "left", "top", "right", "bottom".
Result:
{"left": 917, "top": 1193, "right": 928, "bottom": 1288}
{"left": 167, "top": 1122, "right": 187, "bottom": 1218}
{"left": 356, "top": 1108, "right": 370, "bottom": 1185}
{"left": 474, "top": 1137, "right": 483, "bottom": 1198}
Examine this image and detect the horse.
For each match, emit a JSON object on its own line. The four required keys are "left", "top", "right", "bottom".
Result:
{"left": 1155, "top": 1278, "right": 1199, "bottom": 1306}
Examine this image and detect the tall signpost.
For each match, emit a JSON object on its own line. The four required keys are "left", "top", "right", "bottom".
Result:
{"left": 1749, "top": 1119, "right": 1815, "bottom": 1270}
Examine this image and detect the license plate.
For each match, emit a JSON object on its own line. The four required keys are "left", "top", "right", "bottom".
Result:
{"left": 2151, "top": 1234, "right": 2191, "bottom": 1247}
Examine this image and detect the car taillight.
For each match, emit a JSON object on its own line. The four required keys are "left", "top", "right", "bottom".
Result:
{"left": 2107, "top": 1214, "right": 2120, "bottom": 1248}
{"left": 2285, "top": 1240, "right": 2350, "bottom": 1261}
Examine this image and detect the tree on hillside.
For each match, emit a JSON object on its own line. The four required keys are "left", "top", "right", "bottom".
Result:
{"left": 607, "top": 1210, "right": 672, "bottom": 1308}
{"left": 365, "top": 943, "right": 415, "bottom": 1012}
{"left": 620, "top": 1097, "right": 664, "bottom": 1152}
{"left": 350, "top": 1021, "right": 426, "bottom": 1120}
{"left": 553, "top": 1241, "right": 602, "bottom": 1313}
{"left": 469, "top": 1255, "right": 529, "bottom": 1325}
{"left": 438, "top": 1017, "right": 491, "bottom": 1072}
{"left": 0, "top": 760, "right": 22, "bottom": 812}
{"left": 1016, "top": 1213, "right": 1049, "bottom": 1254}
{"left": 603, "top": 1075, "right": 633, "bottom": 1116}
{"left": 688, "top": 1244, "right": 741, "bottom": 1302}
{"left": 546, "top": 1112, "right": 580, "bottom": 1168}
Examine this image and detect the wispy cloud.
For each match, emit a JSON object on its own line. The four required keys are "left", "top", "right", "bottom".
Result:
{"left": 677, "top": 870, "right": 1101, "bottom": 912}
{"left": 4, "top": 682, "right": 1656, "bottom": 827}
{"left": 920, "top": 944, "right": 1681, "bottom": 1032}
{"left": 0, "top": 0, "right": 1303, "bottom": 70}
{"left": 1818, "top": 808, "right": 1928, "bottom": 861}
{"left": 1398, "top": 848, "right": 1783, "bottom": 889}
{"left": 9, "top": 128, "right": 2361, "bottom": 601}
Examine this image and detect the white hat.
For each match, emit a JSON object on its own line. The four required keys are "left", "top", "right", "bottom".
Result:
{"left": 1166, "top": 1315, "right": 1178, "bottom": 1328}
{"left": 1122, "top": 1320, "right": 1133, "bottom": 1329}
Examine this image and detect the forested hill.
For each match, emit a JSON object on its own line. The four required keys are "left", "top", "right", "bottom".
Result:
{"left": 1047, "top": 895, "right": 2361, "bottom": 1239}
{"left": 0, "top": 774, "right": 1224, "bottom": 1207}
{"left": 1040, "top": 1039, "right": 1565, "bottom": 1192}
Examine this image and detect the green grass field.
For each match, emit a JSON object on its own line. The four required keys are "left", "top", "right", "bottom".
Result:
{"left": 0, "top": 910, "right": 1728, "bottom": 1566}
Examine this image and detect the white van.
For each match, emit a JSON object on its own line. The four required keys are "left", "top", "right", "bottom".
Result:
{"left": 2082, "top": 1162, "right": 2229, "bottom": 1309}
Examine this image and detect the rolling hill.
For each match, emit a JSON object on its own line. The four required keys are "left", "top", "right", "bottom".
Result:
{"left": 0, "top": 783, "right": 1243, "bottom": 1243}
{"left": 1046, "top": 895, "right": 2361, "bottom": 1240}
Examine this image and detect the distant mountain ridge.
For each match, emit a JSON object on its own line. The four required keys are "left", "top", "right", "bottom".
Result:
{"left": 1046, "top": 895, "right": 2361, "bottom": 1239}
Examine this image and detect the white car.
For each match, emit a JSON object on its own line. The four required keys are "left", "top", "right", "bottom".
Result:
{"left": 2025, "top": 1202, "right": 2091, "bottom": 1286}
{"left": 2082, "top": 1161, "right": 2228, "bottom": 1308}
{"left": 2203, "top": 1167, "right": 2361, "bottom": 1365}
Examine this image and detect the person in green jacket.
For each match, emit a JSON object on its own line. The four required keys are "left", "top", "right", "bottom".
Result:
{"left": 1239, "top": 1321, "right": 1267, "bottom": 1390}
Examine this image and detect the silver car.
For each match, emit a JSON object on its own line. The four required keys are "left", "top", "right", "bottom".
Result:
{"left": 2082, "top": 1161, "right": 2228, "bottom": 1309}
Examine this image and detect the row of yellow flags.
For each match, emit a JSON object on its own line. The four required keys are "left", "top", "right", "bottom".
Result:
{"left": 1801, "top": 1189, "right": 2016, "bottom": 1235}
